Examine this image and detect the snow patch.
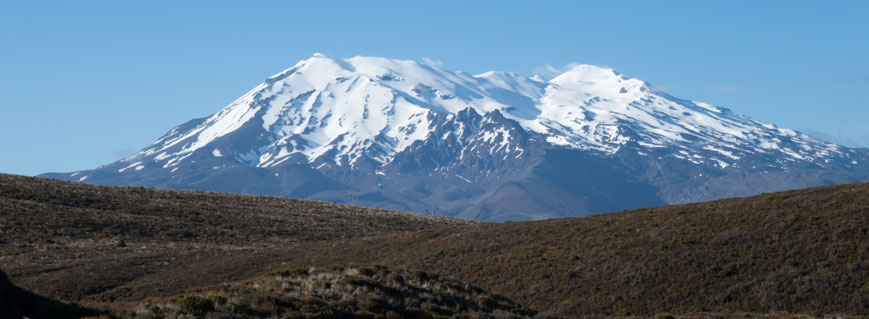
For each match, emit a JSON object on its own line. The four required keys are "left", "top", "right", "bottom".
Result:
{"left": 119, "top": 162, "right": 142, "bottom": 173}
{"left": 455, "top": 175, "right": 471, "bottom": 183}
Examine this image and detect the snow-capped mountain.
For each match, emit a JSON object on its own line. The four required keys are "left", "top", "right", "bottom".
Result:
{"left": 43, "top": 54, "right": 869, "bottom": 221}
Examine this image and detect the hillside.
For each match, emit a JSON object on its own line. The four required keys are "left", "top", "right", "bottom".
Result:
{"left": 118, "top": 266, "right": 536, "bottom": 319}
{"left": 2, "top": 174, "right": 868, "bottom": 317}
{"left": 286, "top": 182, "right": 869, "bottom": 316}
{"left": 0, "top": 173, "right": 472, "bottom": 303}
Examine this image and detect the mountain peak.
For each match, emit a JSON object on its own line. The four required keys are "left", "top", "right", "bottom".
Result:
{"left": 546, "top": 63, "right": 650, "bottom": 103}
{"left": 552, "top": 64, "right": 639, "bottom": 86}
{"left": 297, "top": 52, "right": 349, "bottom": 69}
{"left": 563, "top": 63, "right": 617, "bottom": 74}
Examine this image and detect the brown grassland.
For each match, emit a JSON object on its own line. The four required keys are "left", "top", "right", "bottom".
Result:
{"left": 1, "top": 173, "right": 867, "bottom": 318}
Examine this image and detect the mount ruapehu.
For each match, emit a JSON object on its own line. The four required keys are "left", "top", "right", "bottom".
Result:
{"left": 42, "top": 54, "right": 869, "bottom": 221}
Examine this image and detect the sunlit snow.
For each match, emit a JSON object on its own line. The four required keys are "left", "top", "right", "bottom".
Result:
{"left": 135, "top": 53, "right": 847, "bottom": 170}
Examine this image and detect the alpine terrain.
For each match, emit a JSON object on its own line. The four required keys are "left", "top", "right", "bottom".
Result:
{"left": 43, "top": 53, "right": 869, "bottom": 221}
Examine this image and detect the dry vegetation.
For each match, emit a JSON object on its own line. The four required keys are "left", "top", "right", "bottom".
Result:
{"left": 0, "top": 173, "right": 473, "bottom": 302}
{"left": 119, "top": 266, "right": 534, "bottom": 319}
{"left": 1, "top": 173, "right": 868, "bottom": 318}
{"left": 287, "top": 183, "right": 869, "bottom": 317}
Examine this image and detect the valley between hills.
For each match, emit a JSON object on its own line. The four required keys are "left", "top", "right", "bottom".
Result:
{"left": 1, "top": 173, "right": 868, "bottom": 318}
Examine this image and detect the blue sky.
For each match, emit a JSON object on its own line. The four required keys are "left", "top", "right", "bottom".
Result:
{"left": 1, "top": 1, "right": 867, "bottom": 176}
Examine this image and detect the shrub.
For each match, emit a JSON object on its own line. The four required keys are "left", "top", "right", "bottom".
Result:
{"left": 176, "top": 295, "right": 215, "bottom": 318}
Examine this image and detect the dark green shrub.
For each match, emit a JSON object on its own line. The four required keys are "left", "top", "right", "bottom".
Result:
{"left": 176, "top": 295, "right": 215, "bottom": 318}
{"left": 476, "top": 294, "right": 498, "bottom": 309}
{"left": 207, "top": 293, "right": 228, "bottom": 307}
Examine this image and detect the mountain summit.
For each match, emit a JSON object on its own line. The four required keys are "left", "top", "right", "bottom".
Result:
{"left": 43, "top": 54, "right": 869, "bottom": 221}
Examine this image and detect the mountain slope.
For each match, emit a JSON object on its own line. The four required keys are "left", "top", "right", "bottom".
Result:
{"left": 3, "top": 175, "right": 868, "bottom": 317}
{"left": 42, "top": 54, "right": 869, "bottom": 220}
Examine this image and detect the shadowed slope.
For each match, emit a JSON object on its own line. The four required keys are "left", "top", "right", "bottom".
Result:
{"left": 0, "top": 269, "right": 101, "bottom": 319}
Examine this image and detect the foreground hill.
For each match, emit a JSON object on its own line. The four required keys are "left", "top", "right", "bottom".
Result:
{"left": 0, "top": 173, "right": 472, "bottom": 302}
{"left": 2, "top": 174, "right": 868, "bottom": 317}
{"left": 291, "top": 182, "right": 869, "bottom": 316}
{"left": 42, "top": 54, "right": 869, "bottom": 221}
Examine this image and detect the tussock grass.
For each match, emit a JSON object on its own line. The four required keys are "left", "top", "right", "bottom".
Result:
{"left": 124, "top": 266, "right": 534, "bottom": 319}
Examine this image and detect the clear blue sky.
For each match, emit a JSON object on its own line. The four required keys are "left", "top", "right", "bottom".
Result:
{"left": 1, "top": 1, "right": 867, "bottom": 176}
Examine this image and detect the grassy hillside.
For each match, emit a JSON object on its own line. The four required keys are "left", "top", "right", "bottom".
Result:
{"left": 120, "top": 266, "right": 535, "bottom": 319}
{"left": 2, "top": 173, "right": 868, "bottom": 318}
{"left": 286, "top": 183, "right": 869, "bottom": 316}
{"left": 0, "top": 173, "right": 473, "bottom": 303}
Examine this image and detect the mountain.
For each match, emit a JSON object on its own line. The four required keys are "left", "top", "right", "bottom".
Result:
{"left": 42, "top": 53, "right": 869, "bottom": 221}
{"left": 3, "top": 174, "right": 868, "bottom": 317}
